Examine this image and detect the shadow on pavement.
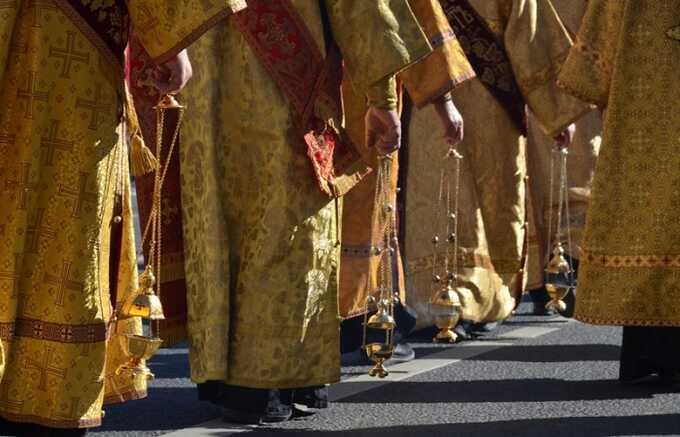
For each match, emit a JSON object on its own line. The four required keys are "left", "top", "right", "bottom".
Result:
{"left": 409, "top": 343, "right": 620, "bottom": 362}
{"left": 247, "top": 414, "right": 680, "bottom": 437}
{"left": 336, "top": 378, "right": 679, "bottom": 404}
{"left": 95, "top": 387, "right": 220, "bottom": 432}
{"left": 468, "top": 344, "right": 621, "bottom": 362}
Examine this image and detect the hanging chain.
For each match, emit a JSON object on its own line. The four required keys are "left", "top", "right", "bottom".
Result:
{"left": 136, "top": 98, "right": 184, "bottom": 336}
{"left": 545, "top": 148, "right": 556, "bottom": 273}
{"left": 432, "top": 147, "right": 463, "bottom": 298}
{"left": 560, "top": 147, "right": 576, "bottom": 278}
{"left": 450, "top": 148, "right": 462, "bottom": 285}
{"left": 431, "top": 168, "right": 446, "bottom": 292}
{"left": 363, "top": 153, "right": 397, "bottom": 346}
{"left": 545, "top": 144, "right": 575, "bottom": 283}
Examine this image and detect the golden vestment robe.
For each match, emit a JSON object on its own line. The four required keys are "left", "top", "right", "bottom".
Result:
{"left": 404, "top": 0, "right": 589, "bottom": 328}
{"left": 180, "top": 0, "right": 430, "bottom": 389}
{"left": 0, "top": 0, "right": 245, "bottom": 428}
{"left": 525, "top": 0, "right": 603, "bottom": 290}
{"left": 339, "top": 0, "right": 474, "bottom": 320}
{"left": 558, "top": 0, "right": 680, "bottom": 326}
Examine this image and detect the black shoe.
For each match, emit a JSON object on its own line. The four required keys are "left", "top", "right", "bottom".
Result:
{"left": 294, "top": 386, "right": 329, "bottom": 409}
{"left": 222, "top": 389, "right": 293, "bottom": 425}
{"left": 385, "top": 342, "right": 415, "bottom": 366}
{"left": 659, "top": 368, "right": 680, "bottom": 386}
{"left": 620, "top": 373, "right": 661, "bottom": 386}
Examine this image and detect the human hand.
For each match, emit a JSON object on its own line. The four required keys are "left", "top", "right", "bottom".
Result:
{"left": 433, "top": 95, "right": 464, "bottom": 145}
{"left": 153, "top": 49, "right": 193, "bottom": 95}
{"left": 365, "top": 106, "right": 402, "bottom": 155}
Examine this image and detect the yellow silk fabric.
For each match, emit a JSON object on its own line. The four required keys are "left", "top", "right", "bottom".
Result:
{"left": 526, "top": 110, "right": 601, "bottom": 290}
{"left": 404, "top": 0, "right": 589, "bottom": 328}
{"left": 399, "top": 0, "right": 475, "bottom": 108}
{"left": 0, "top": 3, "right": 142, "bottom": 428}
{"left": 128, "top": 0, "right": 247, "bottom": 63}
{"left": 559, "top": 0, "right": 680, "bottom": 326}
{"left": 339, "top": 0, "right": 474, "bottom": 319}
{"left": 0, "top": 1, "right": 233, "bottom": 428}
{"left": 180, "top": 0, "right": 430, "bottom": 388}
{"left": 525, "top": 0, "right": 602, "bottom": 290}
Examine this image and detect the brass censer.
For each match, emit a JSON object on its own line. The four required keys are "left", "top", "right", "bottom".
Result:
{"left": 544, "top": 144, "right": 576, "bottom": 313}
{"left": 430, "top": 148, "right": 467, "bottom": 343}
{"left": 115, "top": 95, "right": 185, "bottom": 379}
{"left": 362, "top": 154, "right": 399, "bottom": 378}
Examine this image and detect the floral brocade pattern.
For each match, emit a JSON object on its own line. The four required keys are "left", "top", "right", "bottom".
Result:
{"left": 179, "top": 0, "right": 431, "bottom": 388}
{"left": 559, "top": 0, "right": 680, "bottom": 326}
{"left": 180, "top": 11, "right": 342, "bottom": 388}
{"left": 404, "top": 0, "right": 586, "bottom": 328}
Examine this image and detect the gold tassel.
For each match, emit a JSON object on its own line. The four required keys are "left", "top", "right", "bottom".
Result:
{"left": 130, "top": 132, "right": 158, "bottom": 177}
{"left": 125, "top": 84, "right": 158, "bottom": 177}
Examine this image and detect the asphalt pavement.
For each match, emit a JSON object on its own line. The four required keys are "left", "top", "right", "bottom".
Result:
{"left": 91, "top": 302, "right": 680, "bottom": 437}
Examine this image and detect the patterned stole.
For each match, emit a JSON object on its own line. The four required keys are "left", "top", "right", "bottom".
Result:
{"left": 53, "top": 0, "right": 128, "bottom": 74}
{"left": 233, "top": 0, "right": 368, "bottom": 197}
{"left": 439, "top": 0, "right": 527, "bottom": 135}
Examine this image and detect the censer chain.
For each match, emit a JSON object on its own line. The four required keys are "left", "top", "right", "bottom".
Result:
{"left": 140, "top": 99, "right": 185, "bottom": 336}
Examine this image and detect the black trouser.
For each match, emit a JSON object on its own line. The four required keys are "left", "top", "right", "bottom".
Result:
{"left": 339, "top": 301, "right": 417, "bottom": 354}
{"left": 620, "top": 326, "right": 680, "bottom": 382}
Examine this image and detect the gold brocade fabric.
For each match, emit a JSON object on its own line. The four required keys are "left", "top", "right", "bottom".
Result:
{"left": 525, "top": 0, "right": 602, "bottom": 289}
{"left": 404, "top": 0, "right": 589, "bottom": 328}
{"left": 180, "top": 0, "right": 430, "bottom": 388}
{"left": 0, "top": 0, "right": 233, "bottom": 428}
{"left": 558, "top": 0, "right": 680, "bottom": 326}
{"left": 338, "top": 0, "right": 473, "bottom": 319}
{"left": 339, "top": 82, "right": 404, "bottom": 319}
{"left": 526, "top": 110, "right": 601, "bottom": 289}
{"left": 0, "top": 2, "right": 144, "bottom": 428}
{"left": 127, "top": 0, "right": 247, "bottom": 63}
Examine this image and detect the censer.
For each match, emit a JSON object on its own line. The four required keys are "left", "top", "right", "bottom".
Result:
{"left": 362, "top": 154, "right": 399, "bottom": 378}
{"left": 115, "top": 95, "right": 185, "bottom": 379}
{"left": 429, "top": 148, "right": 467, "bottom": 342}
{"left": 544, "top": 144, "right": 576, "bottom": 313}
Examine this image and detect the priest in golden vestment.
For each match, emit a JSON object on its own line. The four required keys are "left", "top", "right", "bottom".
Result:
{"left": 402, "top": 0, "right": 589, "bottom": 332}
{"left": 0, "top": 1, "right": 245, "bottom": 435}
{"left": 178, "top": 0, "right": 430, "bottom": 424}
{"left": 558, "top": 0, "right": 680, "bottom": 384}
{"left": 525, "top": 0, "right": 603, "bottom": 316}
{"left": 338, "top": 0, "right": 473, "bottom": 360}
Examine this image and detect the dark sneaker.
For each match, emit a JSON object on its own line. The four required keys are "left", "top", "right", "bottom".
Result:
{"left": 385, "top": 342, "right": 416, "bottom": 366}
{"left": 468, "top": 322, "right": 501, "bottom": 333}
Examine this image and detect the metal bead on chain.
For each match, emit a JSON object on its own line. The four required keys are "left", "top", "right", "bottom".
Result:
{"left": 429, "top": 147, "right": 465, "bottom": 343}
{"left": 363, "top": 154, "right": 399, "bottom": 378}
